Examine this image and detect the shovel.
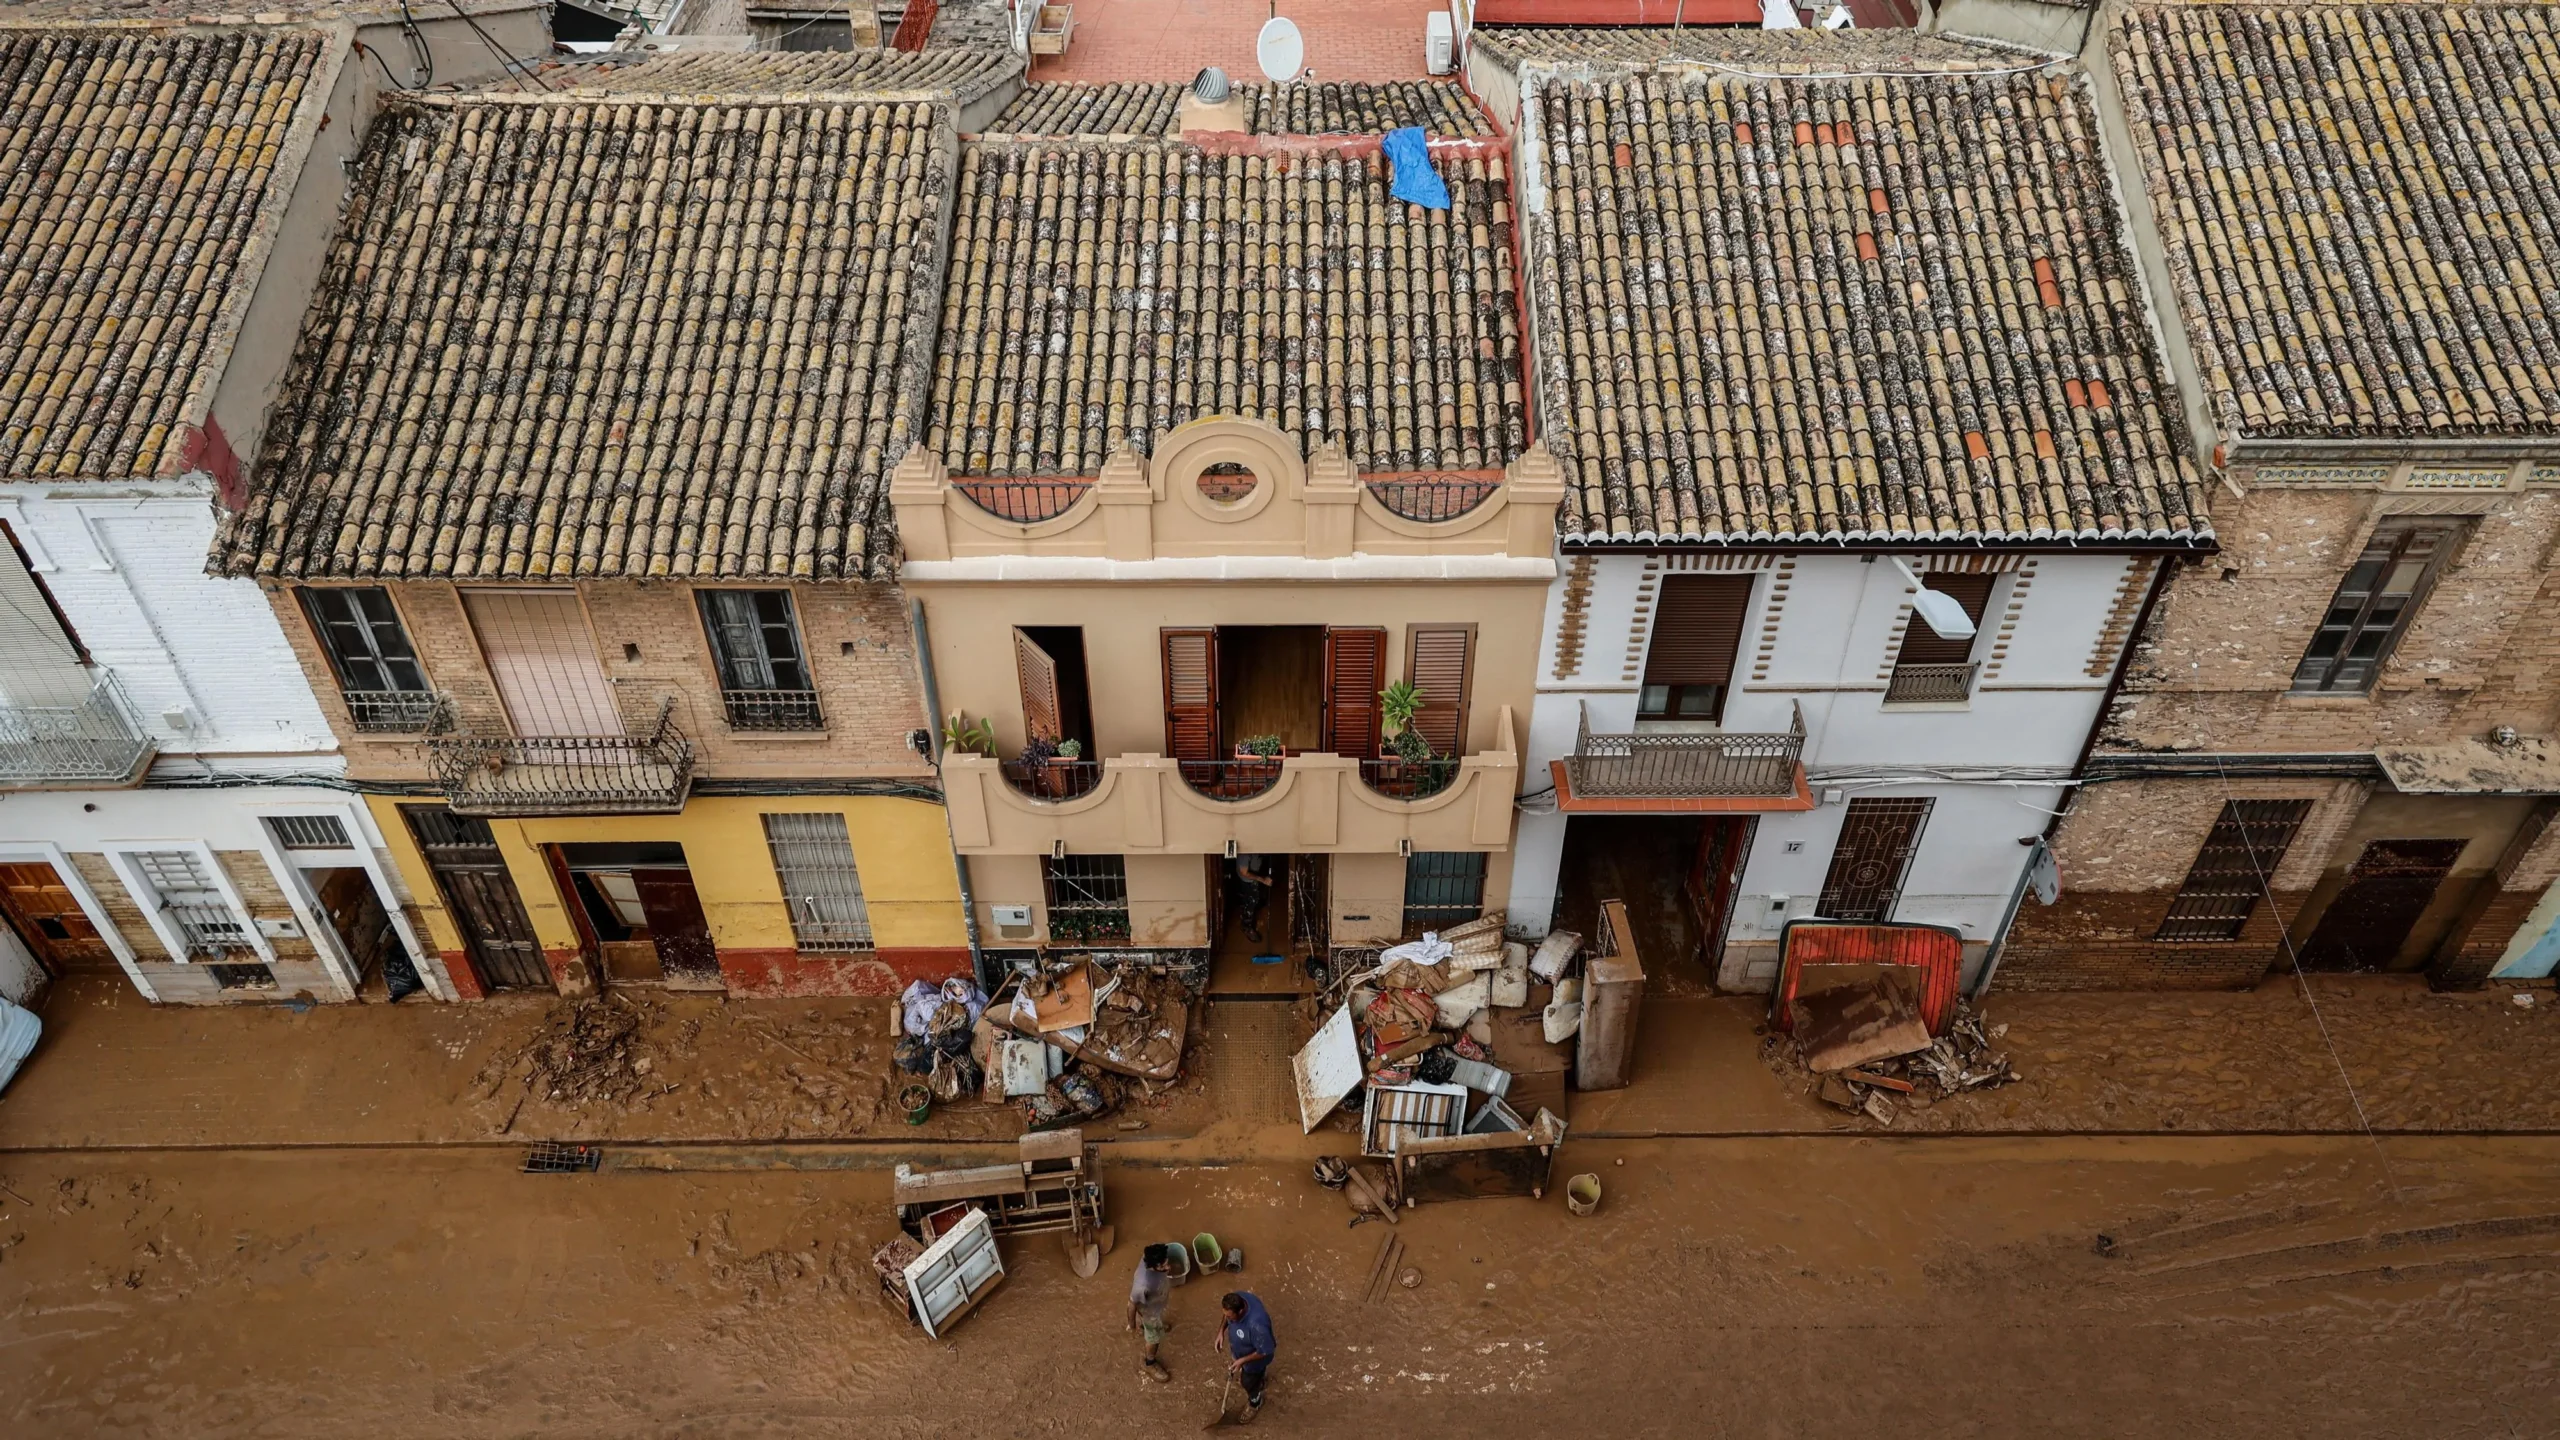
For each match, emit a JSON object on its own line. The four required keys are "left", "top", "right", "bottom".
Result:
{"left": 1062, "top": 1222, "right": 1115, "bottom": 1279}
{"left": 1202, "top": 1375, "right": 1235, "bottom": 1430}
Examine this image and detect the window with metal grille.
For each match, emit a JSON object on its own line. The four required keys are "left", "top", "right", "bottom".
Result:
{"left": 1402, "top": 851, "right": 1488, "bottom": 934}
{"left": 762, "top": 812, "right": 872, "bottom": 951}
{"left": 1817, "top": 797, "right": 1933, "bottom": 921}
{"left": 269, "top": 814, "right": 352, "bottom": 850}
{"left": 2292, "top": 521, "right": 2464, "bottom": 693}
{"left": 2153, "top": 800, "right": 2315, "bottom": 941}
{"left": 1042, "top": 855, "right": 1130, "bottom": 947}
{"left": 701, "top": 590, "right": 821, "bottom": 730}
{"left": 301, "top": 588, "right": 428, "bottom": 694}
{"left": 128, "top": 849, "right": 257, "bottom": 958}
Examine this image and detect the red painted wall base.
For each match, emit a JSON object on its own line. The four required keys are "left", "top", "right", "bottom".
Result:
{"left": 717, "top": 947, "right": 973, "bottom": 998}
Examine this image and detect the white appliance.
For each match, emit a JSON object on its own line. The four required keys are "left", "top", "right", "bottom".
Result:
{"left": 1425, "top": 11, "right": 1454, "bottom": 75}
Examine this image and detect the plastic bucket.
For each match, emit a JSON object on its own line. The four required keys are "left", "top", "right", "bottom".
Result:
{"left": 899, "top": 1084, "right": 933, "bottom": 1125}
{"left": 1163, "top": 1241, "right": 1195, "bottom": 1286}
{"left": 1192, "top": 1232, "right": 1224, "bottom": 1270}
{"left": 1565, "top": 1173, "right": 1602, "bottom": 1217}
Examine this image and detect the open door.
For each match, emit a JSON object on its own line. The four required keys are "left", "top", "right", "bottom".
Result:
{"left": 633, "top": 868, "right": 723, "bottom": 990}
{"left": 1015, "top": 628, "right": 1062, "bottom": 743}
{"left": 1405, "top": 624, "right": 1475, "bottom": 756}
{"left": 1161, "top": 628, "right": 1219, "bottom": 761}
{"left": 1322, "top": 626, "right": 1386, "bottom": 758}
{"left": 0, "top": 862, "right": 111, "bottom": 976}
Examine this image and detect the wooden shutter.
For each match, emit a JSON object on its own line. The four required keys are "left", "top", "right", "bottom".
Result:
{"left": 1322, "top": 626, "right": 1387, "bottom": 759}
{"left": 1405, "top": 625, "right": 1474, "bottom": 756}
{"left": 1894, "top": 574, "right": 1994, "bottom": 668}
{"left": 461, "top": 590, "right": 621, "bottom": 736}
{"left": 1015, "top": 628, "right": 1062, "bottom": 743}
{"left": 1161, "top": 628, "right": 1218, "bottom": 760}
{"left": 1642, "top": 574, "right": 1752, "bottom": 688}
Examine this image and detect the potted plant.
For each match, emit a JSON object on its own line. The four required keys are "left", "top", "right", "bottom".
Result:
{"left": 1051, "top": 737, "right": 1086, "bottom": 796}
{"left": 941, "top": 711, "right": 997, "bottom": 758}
{"left": 1233, "top": 732, "right": 1285, "bottom": 789}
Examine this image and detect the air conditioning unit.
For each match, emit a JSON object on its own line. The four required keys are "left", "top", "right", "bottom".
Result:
{"left": 1424, "top": 11, "right": 1454, "bottom": 76}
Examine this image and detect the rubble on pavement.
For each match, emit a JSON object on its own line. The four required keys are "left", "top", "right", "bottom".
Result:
{"left": 1766, "top": 999, "right": 2018, "bottom": 1125}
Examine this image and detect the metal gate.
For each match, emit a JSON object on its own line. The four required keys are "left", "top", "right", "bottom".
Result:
{"left": 1402, "top": 852, "right": 1487, "bottom": 935}
{"left": 402, "top": 806, "right": 550, "bottom": 990}
{"left": 2298, "top": 838, "right": 2468, "bottom": 972}
{"left": 1817, "top": 798, "right": 1933, "bottom": 922}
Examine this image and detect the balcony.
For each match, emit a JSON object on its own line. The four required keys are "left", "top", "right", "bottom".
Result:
{"left": 1364, "top": 473, "right": 1503, "bottom": 524}
{"left": 426, "top": 701, "right": 694, "bottom": 817}
{"left": 342, "top": 688, "right": 456, "bottom": 734}
{"left": 0, "top": 673, "right": 156, "bottom": 788}
{"left": 721, "top": 688, "right": 825, "bottom": 732}
{"left": 1884, "top": 662, "right": 1978, "bottom": 705}
{"left": 1001, "top": 758, "right": 1105, "bottom": 801}
{"left": 1177, "top": 758, "right": 1285, "bottom": 802}
{"left": 952, "top": 477, "right": 1093, "bottom": 524}
{"left": 1359, "top": 755, "right": 1460, "bottom": 800}
{"left": 1557, "top": 700, "right": 1808, "bottom": 808}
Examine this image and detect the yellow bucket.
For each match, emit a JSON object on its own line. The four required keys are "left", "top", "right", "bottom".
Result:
{"left": 1565, "top": 1173, "right": 1602, "bottom": 1217}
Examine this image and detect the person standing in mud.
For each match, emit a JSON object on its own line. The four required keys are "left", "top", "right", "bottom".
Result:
{"left": 1214, "top": 1290, "right": 1276, "bottom": 1423}
{"left": 1127, "top": 1245, "right": 1175, "bottom": 1382}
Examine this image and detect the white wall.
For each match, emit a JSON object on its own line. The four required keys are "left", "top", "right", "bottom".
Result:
{"left": 0, "top": 484, "right": 335, "bottom": 757}
{"left": 1511, "top": 548, "right": 2140, "bottom": 985}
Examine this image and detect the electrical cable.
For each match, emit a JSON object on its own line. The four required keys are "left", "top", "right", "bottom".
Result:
{"left": 446, "top": 0, "right": 549, "bottom": 92}
{"left": 358, "top": 39, "right": 415, "bottom": 91}
{"left": 398, "top": 0, "right": 434, "bottom": 87}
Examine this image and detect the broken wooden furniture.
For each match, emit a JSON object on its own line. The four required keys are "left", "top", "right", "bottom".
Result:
{"left": 1029, "top": 2, "right": 1072, "bottom": 54}
{"left": 1573, "top": 899, "right": 1644, "bottom": 1091}
{"left": 893, "top": 1127, "right": 1105, "bottom": 1240}
{"left": 1394, "top": 1106, "right": 1568, "bottom": 1204}
{"left": 901, "top": 1206, "right": 1005, "bottom": 1338}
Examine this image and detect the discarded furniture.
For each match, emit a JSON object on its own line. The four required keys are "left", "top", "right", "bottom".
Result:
{"left": 893, "top": 1128, "right": 1104, "bottom": 1239}
{"left": 1791, "top": 963, "right": 1931, "bottom": 1072}
{"left": 902, "top": 1206, "right": 1005, "bottom": 1338}
{"left": 1770, "top": 920, "right": 1964, "bottom": 1037}
{"left": 1291, "top": 1003, "right": 1363, "bottom": 1131}
{"left": 1029, "top": 2, "right": 1072, "bottom": 54}
{"left": 1574, "top": 899, "right": 1644, "bottom": 1091}
{"left": 1395, "top": 1106, "right": 1568, "bottom": 1204}
{"left": 1361, "top": 1080, "right": 1467, "bottom": 1157}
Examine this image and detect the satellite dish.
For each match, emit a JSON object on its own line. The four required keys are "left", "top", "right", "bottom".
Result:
{"left": 1257, "top": 16, "right": 1305, "bottom": 84}
{"left": 1889, "top": 558, "right": 1979, "bottom": 641}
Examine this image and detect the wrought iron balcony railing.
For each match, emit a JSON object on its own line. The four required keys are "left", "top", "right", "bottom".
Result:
{"left": 1564, "top": 700, "right": 1804, "bottom": 799}
{"left": 426, "top": 700, "right": 694, "bottom": 816}
{"left": 1178, "top": 757, "right": 1285, "bottom": 801}
{"left": 953, "top": 477, "right": 1093, "bottom": 523}
{"left": 722, "top": 688, "right": 825, "bottom": 732}
{"left": 1884, "top": 662, "right": 1979, "bottom": 705}
{"left": 0, "top": 672, "right": 155, "bottom": 786}
{"left": 1358, "top": 755, "right": 1461, "bottom": 801}
{"left": 1365, "top": 473, "right": 1502, "bottom": 523}
{"left": 341, "top": 688, "right": 456, "bottom": 734}
{"left": 1000, "top": 758, "right": 1105, "bottom": 802}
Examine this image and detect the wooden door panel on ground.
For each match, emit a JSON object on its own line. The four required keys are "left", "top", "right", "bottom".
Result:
{"left": 0, "top": 861, "right": 111, "bottom": 973}
{"left": 2298, "top": 839, "right": 2468, "bottom": 971}
{"left": 461, "top": 590, "right": 621, "bottom": 737}
{"left": 633, "top": 868, "right": 722, "bottom": 990}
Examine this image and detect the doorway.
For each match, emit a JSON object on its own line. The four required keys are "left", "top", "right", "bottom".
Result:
{"left": 1557, "top": 815, "right": 1749, "bottom": 994}
{"left": 553, "top": 842, "right": 722, "bottom": 990}
{"left": 403, "top": 807, "right": 550, "bottom": 991}
{"left": 1216, "top": 626, "right": 1326, "bottom": 753}
{"left": 0, "top": 860, "right": 112, "bottom": 977}
{"left": 1013, "top": 625, "right": 1093, "bottom": 753}
{"left": 1209, "top": 851, "right": 1307, "bottom": 998}
{"left": 2298, "top": 838, "right": 2468, "bottom": 971}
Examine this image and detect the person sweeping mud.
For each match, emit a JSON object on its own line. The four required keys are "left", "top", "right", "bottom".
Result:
{"left": 1210, "top": 1291, "right": 1276, "bottom": 1423}
{"left": 1127, "top": 1245, "right": 1176, "bottom": 1382}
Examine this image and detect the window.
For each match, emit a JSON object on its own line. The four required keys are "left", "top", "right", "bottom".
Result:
{"left": 126, "top": 848, "right": 258, "bottom": 959}
{"left": 763, "top": 813, "right": 873, "bottom": 951}
{"left": 1886, "top": 574, "right": 1991, "bottom": 704}
{"left": 208, "top": 963, "right": 278, "bottom": 991}
{"left": 1402, "top": 851, "right": 1487, "bottom": 934}
{"left": 2154, "top": 800, "right": 2314, "bottom": 941}
{"left": 300, "top": 588, "right": 440, "bottom": 731}
{"left": 1640, "top": 575, "right": 1751, "bottom": 722}
{"left": 1042, "top": 855, "right": 1130, "bottom": 947}
{"left": 2292, "top": 521, "right": 2463, "bottom": 693}
{"left": 269, "top": 814, "right": 352, "bottom": 850}
{"left": 699, "top": 589, "right": 821, "bottom": 730}
{"left": 1817, "top": 797, "right": 1933, "bottom": 921}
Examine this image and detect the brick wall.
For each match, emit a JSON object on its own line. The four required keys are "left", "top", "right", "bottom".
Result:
{"left": 273, "top": 580, "right": 932, "bottom": 780}
{"left": 66, "top": 849, "right": 344, "bottom": 1005}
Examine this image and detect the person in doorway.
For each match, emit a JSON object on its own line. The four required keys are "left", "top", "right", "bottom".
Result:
{"left": 1213, "top": 1290, "right": 1276, "bottom": 1423}
{"left": 1232, "top": 853, "right": 1276, "bottom": 943}
{"left": 1127, "top": 1244, "right": 1176, "bottom": 1381}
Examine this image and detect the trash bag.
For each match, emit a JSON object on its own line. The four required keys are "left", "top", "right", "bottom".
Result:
{"left": 1415, "top": 1047, "right": 1459, "bottom": 1085}
{"left": 932, "top": 1053, "right": 980, "bottom": 1102}
{"left": 1312, "top": 1156, "right": 1350, "bottom": 1190}
{"left": 894, "top": 1034, "right": 938, "bottom": 1075}
{"left": 935, "top": 1024, "right": 974, "bottom": 1056}
{"left": 382, "top": 948, "right": 424, "bottom": 1002}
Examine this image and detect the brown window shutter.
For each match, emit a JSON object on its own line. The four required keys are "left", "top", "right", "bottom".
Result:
{"left": 1406, "top": 624, "right": 1474, "bottom": 756}
{"left": 1161, "top": 628, "right": 1219, "bottom": 761}
{"left": 1014, "top": 628, "right": 1062, "bottom": 742}
{"left": 1322, "top": 626, "right": 1387, "bottom": 759}
{"left": 1642, "top": 575, "right": 1752, "bottom": 687}
{"left": 1893, "top": 573, "right": 1994, "bottom": 668}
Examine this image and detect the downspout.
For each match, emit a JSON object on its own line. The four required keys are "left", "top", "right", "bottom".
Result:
{"left": 911, "top": 596, "right": 989, "bottom": 989}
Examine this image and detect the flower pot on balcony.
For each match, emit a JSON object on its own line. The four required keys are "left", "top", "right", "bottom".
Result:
{"left": 1041, "top": 757, "right": 1078, "bottom": 798}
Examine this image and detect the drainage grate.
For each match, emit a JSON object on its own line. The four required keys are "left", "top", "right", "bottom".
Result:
{"left": 522, "top": 1142, "right": 602, "bottom": 1174}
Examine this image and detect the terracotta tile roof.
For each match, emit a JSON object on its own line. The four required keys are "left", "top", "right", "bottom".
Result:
{"left": 930, "top": 138, "right": 1527, "bottom": 477}
{"left": 219, "top": 95, "right": 952, "bottom": 580}
{"left": 528, "top": 46, "right": 1021, "bottom": 99}
{"left": 0, "top": 26, "right": 329, "bottom": 482}
{"left": 1529, "top": 68, "right": 2211, "bottom": 546}
{"left": 986, "top": 80, "right": 1495, "bottom": 137}
{"left": 1473, "top": 26, "right": 2029, "bottom": 74}
{"left": 2114, "top": 3, "right": 2560, "bottom": 441}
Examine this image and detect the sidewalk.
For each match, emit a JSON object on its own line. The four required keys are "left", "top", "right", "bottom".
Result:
{"left": 3, "top": 973, "right": 2556, "bottom": 1152}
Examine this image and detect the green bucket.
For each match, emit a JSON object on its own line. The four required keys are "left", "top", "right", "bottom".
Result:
{"left": 1192, "top": 1232, "right": 1223, "bottom": 1270}
{"left": 899, "top": 1084, "right": 933, "bottom": 1126}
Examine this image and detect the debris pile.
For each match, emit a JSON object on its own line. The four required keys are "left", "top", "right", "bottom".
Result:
{"left": 1770, "top": 996, "right": 2018, "bottom": 1125}
{"left": 485, "top": 995, "right": 656, "bottom": 1110}
{"left": 977, "top": 956, "right": 1205, "bottom": 1129}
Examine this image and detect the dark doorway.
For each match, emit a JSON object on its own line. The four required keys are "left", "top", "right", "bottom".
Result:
{"left": 307, "top": 866, "right": 397, "bottom": 990}
{"left": 0, "top": 860, "right": 111, "bottom": 976}
{"left": 1217, "top": 625, "right": 1326, "bottom": 753}
{"left": 1210, "top": 851, "right": 1303, "bottom": 998}
{"left": 635, "top": 869, "right": 722, "bottom": 990}
{"left": 554, "top": 842, "right": 720, "bottom": 989}
{"left": 1818, "top": 797, "right": 1933, "bottom": 921}
{"left": 403, "top": 807, "right": 549, "bottom": 991}
{"left": 2297, "top": 839, "right": 2468, "bottom": 971}
{"left": 1557, "top": 815, "right": 1747, "bottom": 994}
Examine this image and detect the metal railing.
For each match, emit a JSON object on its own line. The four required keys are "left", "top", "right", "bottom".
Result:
{"left": 1366, "top": 472, "right": 1503, "bottom": 523}
{"left": 952, "top": 476, "right": 1093, "bottom": 523}
{"left": 1178, "top": 757, "right": 1284, "bottom": 801}
{"left": 722, "top": 688, "right": 825, "bottom": 732}
{"left": 1564, "top": 700, "right": 1804, "bottom": 799}
{"left": 1884, "top": 662, "right": 1979, "bottom": 705}
{"left": 1000, "top": 758, "right": 1105, "bottom": 802}
{"left": 342, "top": 688, "right": 455, "bottom": 734}
{"left": 1359, "top": 755, "right": 1460, "bottom": 801}
{"left": 0, "top": 672, "right": 155, "bottom": 785}
{"left": 427, "top": 699, "right": 694, "bottom": 816}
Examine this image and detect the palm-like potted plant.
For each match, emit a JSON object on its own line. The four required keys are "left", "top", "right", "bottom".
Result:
{"left": 1375, "top": 681, "right": 1437, "bottom": 794}
{"left": 941, "top": 711, "right": 997, "bottom": 758}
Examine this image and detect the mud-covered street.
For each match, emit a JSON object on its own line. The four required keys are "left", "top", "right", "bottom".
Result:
{"left": 2, "top": 1135, "right": 2555, "bottom": 1438}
